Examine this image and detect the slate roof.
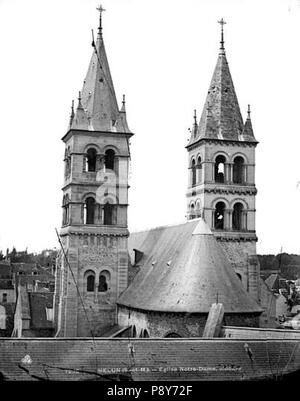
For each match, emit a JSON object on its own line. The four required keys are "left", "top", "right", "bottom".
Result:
{"left": 118, "top": 219, "right": 262, "bottom": 314}
{"left": 71, "top": 17, "right": 131, "bottom": 134}
{"left": 188, "top": 37, "right": 257, "bottom": 146}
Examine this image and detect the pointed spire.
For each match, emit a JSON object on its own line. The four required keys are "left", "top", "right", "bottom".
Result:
{"left": 242, "top": 104, "right": 257, "bottom": 142}
{"left": 78, "top": 7, "right": 131, "bottom": 133}
{"left": 71, "top": 91, "right": 89, "bottom": 129}
{"left": 188, "top": 20, "right": 245, "bottom": 145}
{"left": 118, "top": 94, "right": 131, "bottom": 132}
{"left": 218, "top": 18, "right": 226, "bottom": 54}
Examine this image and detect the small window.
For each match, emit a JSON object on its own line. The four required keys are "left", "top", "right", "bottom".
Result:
{"left": 143, "top": 329, "right": 149, "bottom": 338}
{"left": 232, "top": 202, "right": 243, "bottom": 231}
{"left": 215, "top": 155, "right": 226, "bottom": 183}
{"left": 190, "top": 203, "right": 195, "bottom": 220}
{"left": 62, "top": 195, "right": 70, "bottom": 226}
{"left": 191, "top": 159, "right": 196, "bottom": 186}
{"left": 197, "top": 156, "right": 202, "bottom": 183}
{"left": 86, "top": 275, "right": 95, "bottom": 292}
{"left": 214, "top": 202, "right": 225, "bottom": 230}
{"left": 84, "top": 197, "right": 95, "bottom": 224}
{"left": 233, "top": 156, "right": 244, "bottom": 184}
{"left": 86, "top": 148, "right": 97, "bottom": 172}
{"left": 105, "top": 149, "right": 115, "bottom": 171}
{"left": 103, "top": 202, "right": 115, "bottom": 225}
{"left": 98, "top": 270, "right": 110, "bottom": 292}
{"left": 2, "top": 293, "right": 7, "bottom": 303}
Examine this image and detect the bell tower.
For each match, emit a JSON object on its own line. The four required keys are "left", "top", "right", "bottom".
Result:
{"left": 54, "top": 6, "right": 133, "bottom": 337}
{"left": 186, "top": 20, "right": 260, "bottom": 302}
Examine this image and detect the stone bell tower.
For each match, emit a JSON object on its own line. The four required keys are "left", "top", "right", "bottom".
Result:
{"left": 186, "top": 20, "right": 260, "bottom": 302}
{"left": 54, "top": 7, "right": 133, "bottom": 337}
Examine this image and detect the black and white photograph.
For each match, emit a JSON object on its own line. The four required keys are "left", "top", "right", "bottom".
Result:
{"left": 0, "top": 0, "right": 300, "bottom": 387}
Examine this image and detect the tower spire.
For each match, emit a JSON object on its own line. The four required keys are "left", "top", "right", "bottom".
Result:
{"left": 96, "top": 4, "right": 106, "bottom": 38}
{"left": 79, "top": 5, "right": 131, "bottom": 133}
{"left": 218, "top": 18, "right": 226, "bottom": 54}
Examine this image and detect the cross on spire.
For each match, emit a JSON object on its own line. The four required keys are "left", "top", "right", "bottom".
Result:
{"left": 96, "top": 4, "right": 106, "bottom": 37}
{"left": 218, "top": 18, "right": 226, "bottom": 52}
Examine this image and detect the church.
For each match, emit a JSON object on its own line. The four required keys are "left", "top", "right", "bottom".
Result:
{"left": 53, "top": 8, "right": 263, "bottom": 338}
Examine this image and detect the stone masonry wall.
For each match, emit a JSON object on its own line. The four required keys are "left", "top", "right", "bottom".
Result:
{"left": 117, "top": 306, "right": 260, "bottom": 338}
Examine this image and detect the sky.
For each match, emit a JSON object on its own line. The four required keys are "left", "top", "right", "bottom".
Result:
{"left": 0, "top": 0, "right": 299, "bottom": 255}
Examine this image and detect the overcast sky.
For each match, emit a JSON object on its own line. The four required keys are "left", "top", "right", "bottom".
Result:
{"left": 0, "top": 0, "right": 299, "bottom": 255}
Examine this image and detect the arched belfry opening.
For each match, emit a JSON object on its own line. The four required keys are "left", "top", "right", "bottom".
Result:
{"left": 215, "top": 155, "right": 226, "bottom": 183}
{"left": 197, "top": 156, "right": 202, "bottom": 183}
{"left": 233, "top": 156, "right": 245, "bottom": 184}
{"left": 103, "top": 202, "right": 116, "bottom": 225}
{"left": 214, "top": 201, "right": 225, "bottom": 230}
{"left": 85, "top": 148, "right": 97, "bottom": 172}
{"left": 105, "top": 149, "right": 115, "bottom": 171}
{"left": 84, "top": 197, "right": 95, "bottom": 224}
{"left": 98, "top": 270, "right": 110, "bottom": 293}
{"left": 84, "top": 270, "right": 96, "bottom": 292}
{"left": 232, "top": 202, "right": 244, "bottom": 231}
{"left": 191, "top": 159, "right": 196, "bottom": 186}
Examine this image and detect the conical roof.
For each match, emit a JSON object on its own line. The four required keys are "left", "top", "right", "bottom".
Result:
{"left": 71, "top": 15, "right": 131, "bottom": 133}
{"left": 188, "top": 23, "right": 257, "bottom": 146}
{"left": 241, "top": 105, "right": 257, "bottom": 142}
{"left": 118, "top": 218, "right": 262, "bottom": 314}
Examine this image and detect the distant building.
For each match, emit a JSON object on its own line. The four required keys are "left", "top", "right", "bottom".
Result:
{"left": 13, "top": 286, "right": 54, "bottom": 337}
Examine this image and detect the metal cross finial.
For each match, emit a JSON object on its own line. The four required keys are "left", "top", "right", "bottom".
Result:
{"left": 96, "top": 4, "right": 106, "bottom": 37}
{"left": 218, "top": 18, "right": 226, "bottom": 51}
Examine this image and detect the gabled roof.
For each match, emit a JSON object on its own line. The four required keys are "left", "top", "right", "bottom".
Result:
{"left": 118, "top": 219, "right": 262, "bottom": 314}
